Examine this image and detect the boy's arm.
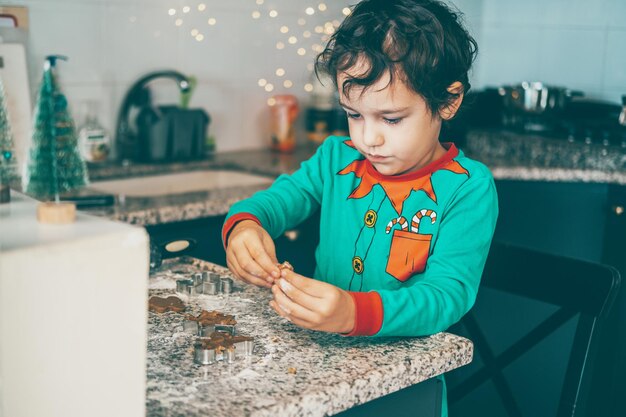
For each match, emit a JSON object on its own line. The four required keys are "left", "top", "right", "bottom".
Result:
{"left": 222, "top": 139, "right": 332, "bottom": 246}
{"left": 348, "top": 174, "right": 499, "bottom": 337}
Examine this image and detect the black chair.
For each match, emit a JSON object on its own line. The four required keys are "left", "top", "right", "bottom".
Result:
{"left": 446, "top": 242, "right": 621, "bottom": 417}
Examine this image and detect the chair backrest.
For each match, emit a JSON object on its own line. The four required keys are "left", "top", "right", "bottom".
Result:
{"left": 446, "top": 242, "right": 621, "bottom": 417}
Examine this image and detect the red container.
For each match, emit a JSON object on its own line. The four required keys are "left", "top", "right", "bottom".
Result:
{"left": 269, "top": 94, "right": 299, "bottom": 153}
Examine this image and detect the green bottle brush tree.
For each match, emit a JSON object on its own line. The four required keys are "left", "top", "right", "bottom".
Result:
{"left": 22, "top": 55, "right": 89, "bottom": 223}
{"left": 0, "top": 76, "right": 19, "bottom": 203}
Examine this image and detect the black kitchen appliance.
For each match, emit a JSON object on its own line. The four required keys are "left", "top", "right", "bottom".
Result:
{"left": 136, "top": 105, "right": 209, "bottom": 162}
{"left": 116, "top": 70, "right": 211, "bottom": 163}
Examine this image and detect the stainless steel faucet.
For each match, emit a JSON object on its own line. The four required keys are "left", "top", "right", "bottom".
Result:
{"left": 115, "top": 70, "right": 190, "bottom": 163}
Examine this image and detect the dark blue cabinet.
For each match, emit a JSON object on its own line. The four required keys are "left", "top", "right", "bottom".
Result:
{"left": 449, "top": 179, "right": 626, "bottom": 417}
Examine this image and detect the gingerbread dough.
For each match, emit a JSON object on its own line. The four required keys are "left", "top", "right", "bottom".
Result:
{"left": 278, "top": 261, "right": 294, "bottom": 272}
{"left": 186, "top": 310, "right": 237, "bottom": 326}
{"left": 148, "top": 296, "right": 185, "bottom": 313}
{"left": 196, "top": 331, "right": 254, "bottom": 351}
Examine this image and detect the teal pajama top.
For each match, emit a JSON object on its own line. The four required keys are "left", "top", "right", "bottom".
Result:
{"left": 223, "top": 136, "right": 499, "bottom": 415}
{"left": 225, "top": 135, "right": 498, "bottom": 336}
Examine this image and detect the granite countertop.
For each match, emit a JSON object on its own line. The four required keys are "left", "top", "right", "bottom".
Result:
{"left": 80, "top": 129, "right": 626, "bottom": 225}
{"left": 81, "top": 146, "right": 318, "bottom": 226}
{"left": 86, "top": 145, "right": 318, "bottom": 182}
{"left": 83, "top": 183, "right": 270, "bottom": 226}
{"left": 465, "top": 129, "right": 626, "bottom": 184}
{"left": 146, "top": 257, "right": 473, "bottom": 417}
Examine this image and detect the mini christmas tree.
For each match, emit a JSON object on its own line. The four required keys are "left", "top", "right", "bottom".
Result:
{"left": 23, "top": 55, "right": 89, "bottom": 223}
{"left": 0, "top": 76, "right": 19, "bottom": 203}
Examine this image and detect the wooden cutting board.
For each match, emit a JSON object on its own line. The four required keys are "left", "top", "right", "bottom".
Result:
{"left": 0, "top": 43, "right": 32, "bottom": 171}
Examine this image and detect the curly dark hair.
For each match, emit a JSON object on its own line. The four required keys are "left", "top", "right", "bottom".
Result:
{"left": 315, "top": 0, "right": 477, "bottom": 117}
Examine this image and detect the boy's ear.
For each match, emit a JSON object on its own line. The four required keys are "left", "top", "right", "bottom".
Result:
{"left": 439, "top": 81, "right": 464, "bottom": 120}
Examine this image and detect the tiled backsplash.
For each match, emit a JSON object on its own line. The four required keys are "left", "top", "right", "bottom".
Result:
{"left": 2, "top": 0, "right": 625, "bottom": 158}
{"left": 473, "top": 0, "right": 626, "bottom": 104}
{"left": 4, "top": 0, "right": 354, "bottom": 156}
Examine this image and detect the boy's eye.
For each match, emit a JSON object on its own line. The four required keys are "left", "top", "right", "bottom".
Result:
{"left": 384, "top": 117, "right": 402, "bottom": 125}
{"left": 346, "top": 112, "right": 361, "bottom": 120}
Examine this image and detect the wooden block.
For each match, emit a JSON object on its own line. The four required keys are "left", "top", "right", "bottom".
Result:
{"left": 36, "top": 201, "right": 76, "bottom": 224}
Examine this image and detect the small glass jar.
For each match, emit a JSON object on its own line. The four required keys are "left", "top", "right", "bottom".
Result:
{"left": 78, "top": 101, "right": 111, "bottom": 163}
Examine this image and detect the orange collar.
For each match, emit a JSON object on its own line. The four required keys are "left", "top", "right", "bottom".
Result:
{"left": 338, "top": 141, "right": 469, "bottom": 215}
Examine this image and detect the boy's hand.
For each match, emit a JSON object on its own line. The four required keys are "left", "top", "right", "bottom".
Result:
{"left": 226, "top": 220, "right": 281, "bottom": 288}
{"left": 269, "top": 269, "right": 355, "bottom": 334}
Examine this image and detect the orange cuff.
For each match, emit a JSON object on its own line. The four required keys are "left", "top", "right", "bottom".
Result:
{"left": 344, "top": 291, "right": 384, "bottom": 336}
{"left": 222, "top": 213, "right": 262, "bottom": 249}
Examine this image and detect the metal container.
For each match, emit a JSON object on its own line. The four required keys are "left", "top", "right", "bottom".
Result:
{"left": 498, "top": 82, "right": 583, "bottom": 115}
{"left": 193, "top": 344, "right": 216, "bottom": 365}
{"left": 215, "top": 324, "right": 236, "bottom": 335}
{"left": 199, "top": 324, "right": 216, "bottom": 337}
{"left": 202, "top": 281, "right": 219, "bottom": 295}
{"left": 192, "top": 336, "right": 253, "bottom": 365}
{"left": 234, "top": 339, "right": 254, "bottom": 356}
{"left": 220, "top": 277, "right": 233, "bottom": 294}
{"left": 183, "top": 320, "right": 200, "bottom": 335}
{"left": 188, "top": 284, "right": 198, "bottom": 296}
{"left": 269, "top": 94, "right": 299, "bottom": 153}
{"left": 192, "top": 273, "right": 204, "bottom": 294}
{"left": 226, "top": 347, "right": 237, "bottom": 363}
{"left": 176, "top": 278, "right": 194, "bottom": 295}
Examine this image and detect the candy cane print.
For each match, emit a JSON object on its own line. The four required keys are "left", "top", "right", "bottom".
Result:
{"left": 411, "top": 209, "right": 437, "bottom": 233}
{"left": 385, "top": 216, "right": 408, "bottom": 233}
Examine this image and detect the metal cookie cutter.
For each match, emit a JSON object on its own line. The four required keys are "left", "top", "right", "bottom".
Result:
{"left": 202, "top": 280, "right": 219, "bottom": 295}
{"left": 184, "top": 322, "right": 236, "bottom": 337}
{"left": 176, "top": 279, "right": 195, "bottom": 296}
{"left": 185, "top": 310, "right": 237, "bottom": 336}
{"left": 193, "top": 273, "right": 204, "bottom": 294}
{"left": 203, "top": 271, "right": 220, "bottom": 284}
{"left": 193, "top": 271, "right": 234, "bottom": 295}
{"left": 219, "top": 277, "right": 233, "bottom": 294}
{"left": 198, "top": 324, "right": 216, "bottom": 337}
{"left": 183, "top": 320, "right": 200, "bottom": 335}
{"left": 194, "top": 340, "right": 218, "bottom": 365}
{"left": 215, "top": 323, "right": 236, "bottom": 335}
{"left": 193, "top": 334, "right": 254, "bottom": 365}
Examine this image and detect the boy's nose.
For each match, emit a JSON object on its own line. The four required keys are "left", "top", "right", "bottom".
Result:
{"left": 362, "top": 125, "right": 384, "bottom": 147}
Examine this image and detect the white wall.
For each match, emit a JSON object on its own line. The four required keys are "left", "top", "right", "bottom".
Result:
{"left": 2, "top": 0, "right": 625, "bottom": 155}
{"left": 472, "top": 0, "right": 626, "bottom": 103}
{"left": 4, "top": 0, "right": 352, "bottom": 155}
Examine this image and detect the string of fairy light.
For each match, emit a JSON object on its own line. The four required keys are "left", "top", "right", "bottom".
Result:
{"left": 164, "top": 1, "right": 352, "bottom": 103}
{"left": 166, "top": 3, "right": 217, "bottom": 42}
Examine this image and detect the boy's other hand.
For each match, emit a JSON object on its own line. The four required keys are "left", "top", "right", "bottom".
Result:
{"left": 269, "top": 269, "right": 356, "bottom": 334}
{"left": 226, "top": 220, "right": 281, "bottom": 288}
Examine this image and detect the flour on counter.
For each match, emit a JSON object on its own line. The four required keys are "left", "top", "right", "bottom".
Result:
{"left": 149, "top": 275, "right": 177, "bottom": 290}
{"left": 234, "top": 368, "right": 261, "bottom": 379}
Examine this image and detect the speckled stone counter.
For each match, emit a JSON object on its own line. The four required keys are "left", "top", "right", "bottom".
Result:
{"left": 147, "top": 257, "right": 473, "bottom": 417}
{"left": 85, "top": 183, "right": 269, "bottom": 226}
{"left": 86, "top": 145, "right": 317, "bottom": 182}
{"left": 465, "top": 129, "right": 626, "bottom": 184}
{"left": 83, "top": 147, "right": 316, "bottom": 225}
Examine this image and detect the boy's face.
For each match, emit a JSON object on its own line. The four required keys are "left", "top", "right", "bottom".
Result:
{"left": 337, "top": 68, "right": 446, "bottom": 176}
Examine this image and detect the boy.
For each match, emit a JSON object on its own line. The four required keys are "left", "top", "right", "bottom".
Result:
{"left": 223, "top": 0, "right": 497, "bottom": 411}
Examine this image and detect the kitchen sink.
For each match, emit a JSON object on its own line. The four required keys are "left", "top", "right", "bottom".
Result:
{"left": 89, "top": 170, "right": 273, "bottom": 197}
